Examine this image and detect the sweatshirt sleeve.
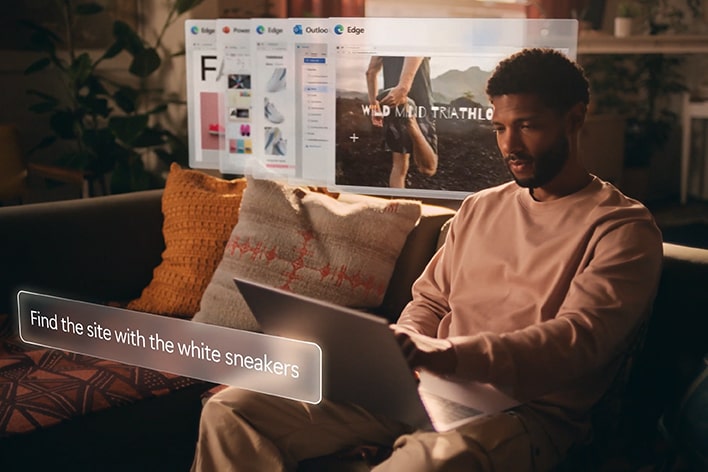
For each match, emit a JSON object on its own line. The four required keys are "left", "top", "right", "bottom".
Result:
{"left": 396, "top": 211, "right": 458, "bottom": 336}
{"left": 449, "top": 219, "right": 663, "bottom": 401}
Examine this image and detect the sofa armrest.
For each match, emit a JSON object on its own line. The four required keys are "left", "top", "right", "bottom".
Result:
{"left": 0, "top": 190, "right": 165, "bottom": 313}
{"left": 654, "top": 243, "right": 708, "bottom": 360}
{"left": 622, "top": 243, "right": 708, "bottom": 441}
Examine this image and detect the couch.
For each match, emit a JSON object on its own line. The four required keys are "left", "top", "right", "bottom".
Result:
{"left": 0, "top": 184, "right": 455, "bottom": 471}
{"left": 0, "top": 184, "right": 706, "bottom": 471}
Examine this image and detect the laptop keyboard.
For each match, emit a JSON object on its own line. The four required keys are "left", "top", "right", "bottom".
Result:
{"left": 419, "top": 389, "right": 483, "bottom": 427}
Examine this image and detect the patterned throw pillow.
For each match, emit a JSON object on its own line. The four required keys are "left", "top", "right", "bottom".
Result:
{"left": 192, "top": 176, "right": 422, "bottom": 330}
{"left": 127, "top": 163, "right": 247, "bottom": 318}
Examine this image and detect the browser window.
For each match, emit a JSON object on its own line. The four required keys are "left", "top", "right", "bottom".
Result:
{"left": 185, "top": 20, "right": 222, "bottom": 169}
{"left": 330, "top": 17, "right": 578, "bottom": 199}
{"left": 290, "top": 18, "right": 335, "bottom": 185}
{"left": 245, "top": 18, "right": 336, "bottom": 184}
{"left": 249, "top": 19, "right": 297, "bottom": 177}
{"left": 217, "top": 19, "right": 253, "bottom": 175}
{"left": 187, "top": 17, "right": 578, "bottom": 200}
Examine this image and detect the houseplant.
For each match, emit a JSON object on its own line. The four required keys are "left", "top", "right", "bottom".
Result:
{"left": 580, "top": 53, "right": 686, "bottom": 199}
{"left": 615, "top": 2, "right": 638, "bottom": 37}
{"left": 22, "top": 0, "right": 203, "bottom": 194}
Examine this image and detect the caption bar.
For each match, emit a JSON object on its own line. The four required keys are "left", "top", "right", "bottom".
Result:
{"left": 17, "top": 291, "right": 322, "bottom": 404}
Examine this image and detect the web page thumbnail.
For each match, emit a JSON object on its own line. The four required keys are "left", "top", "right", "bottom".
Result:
{"left": 186, "top": 20, "right": 223, "bottom": 169}
{"left": 217, "top": 19, "right": 253, "bottom": 175}
{"left": 250, "top": 18, "right": 297, "bottom": 176}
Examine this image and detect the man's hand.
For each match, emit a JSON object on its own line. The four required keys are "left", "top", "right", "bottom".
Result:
{"left": 379, "top": 85, "right": 410, "bottom": 107}
{"left": 391, "top": 325, "right": 457, "bottom": 376}
{"left": 369, "top": 101, "right": 383, "bottom": 127}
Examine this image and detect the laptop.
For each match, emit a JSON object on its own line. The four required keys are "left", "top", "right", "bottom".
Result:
{"left": 234, "top": 277, "right": 519, "bottom": 431}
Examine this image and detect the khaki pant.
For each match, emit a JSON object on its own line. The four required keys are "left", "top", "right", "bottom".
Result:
{"left": 191, "top": 387, "right": 569, "bottom": 472}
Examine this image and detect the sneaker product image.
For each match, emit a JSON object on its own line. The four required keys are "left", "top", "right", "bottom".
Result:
{"left": 273, "top": 137, "right": 287, "bottom": 156}
{"left": 265, "top": 127, "right": 282, "bottom": 154}
{"left": 208, "top": 123, "right": 225, "bottom": 136}
{"left": 264, "top": 98, "right": 284, "bottom": 124}
{"left": 266, "top": 68, "right": 286, "bottom": 93}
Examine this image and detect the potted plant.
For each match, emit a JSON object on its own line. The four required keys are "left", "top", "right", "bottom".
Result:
{"left": 22, "top": 0, "right": 202, "bottom": 194}
{"left": 615, "top": 1, "right": 638, "bottom": 37}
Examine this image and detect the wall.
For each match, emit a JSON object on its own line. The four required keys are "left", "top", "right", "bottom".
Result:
{"left": 3, "top": 0, "right": 704, "bottom": 202}
{"left": 0, "top": 2, "right": 200, "bottom": 176}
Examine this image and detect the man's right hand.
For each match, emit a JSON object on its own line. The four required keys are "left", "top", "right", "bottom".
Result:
{"left": 369, "top": 101, "right": 383, "bottom": 127}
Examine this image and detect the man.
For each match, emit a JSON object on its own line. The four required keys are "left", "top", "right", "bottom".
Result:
{"left": 191, "top": 49, "right": 662, "bottom": 471}
{"left": 366, "top": 56, "right": 438, "bottom": 188}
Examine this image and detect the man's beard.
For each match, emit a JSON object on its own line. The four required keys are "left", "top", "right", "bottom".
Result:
{"left": 504, "top": 134, "right": 569, "bottom": 189}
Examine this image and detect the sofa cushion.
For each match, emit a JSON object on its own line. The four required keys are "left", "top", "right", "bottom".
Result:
{"left": 0, "top": 313, "right": 205, "bottom": 438}
{"left": 127, "top": 164, "right": 247, "bottom": 318}
{"left": 192, "top": 176, "right": 422, "bottom": 330}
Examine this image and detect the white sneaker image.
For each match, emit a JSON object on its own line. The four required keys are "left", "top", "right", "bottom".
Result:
{"left": 273, "top": 137, "right": 287, "bottom": 156}
{"left": 264, "top": 98, "right": 284, "bottom": 124}
{"left": 266, "top": 68, "right": 286, "bottom": 93}
{"left": 265, "top": 127, "right": 282, "bottom": 154}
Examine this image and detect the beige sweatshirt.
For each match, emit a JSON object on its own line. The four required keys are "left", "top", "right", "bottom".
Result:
{"left": 397, "top": 177, "right": 663, "bottom": 441}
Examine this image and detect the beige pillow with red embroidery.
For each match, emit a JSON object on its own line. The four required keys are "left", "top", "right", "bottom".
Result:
{"left": 192, "top": 176, "right": 422, "bottom": 330}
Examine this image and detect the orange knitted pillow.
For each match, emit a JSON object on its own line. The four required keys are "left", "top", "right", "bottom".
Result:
{"left": 127, "top": 163, "right": 247, "bottom": 318}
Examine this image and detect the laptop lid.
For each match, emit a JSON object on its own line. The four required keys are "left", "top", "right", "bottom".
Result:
{"left": 234, "top": 277, "right": 432, "bottom": 429}
{"left": 234, "top": 277, "right": 520, "bottom": 431}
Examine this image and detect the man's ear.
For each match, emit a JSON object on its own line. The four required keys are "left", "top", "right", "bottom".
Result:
{"left": 566, "top": 102, "right": 587, "bottom": 133}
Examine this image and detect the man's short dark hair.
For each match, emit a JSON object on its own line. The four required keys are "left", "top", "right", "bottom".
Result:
{"left": 486, "top": 48, "right": 590, "bottom": 113}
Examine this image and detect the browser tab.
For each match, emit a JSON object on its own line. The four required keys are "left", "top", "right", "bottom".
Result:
{"left": 186, "top": 19, "right": 223, "bottom": 169}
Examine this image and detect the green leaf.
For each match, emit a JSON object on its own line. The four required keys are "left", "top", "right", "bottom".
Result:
{"left": 29, "top": 101, "right": 59, "bottom": 114}
{"left": 75, "top": 2, "right": 104, "bottom": 15}
{"left": 28, "top": 30, "right": 58, "bottom": 56}
{"left": 175, "top": 0, "right": 205, "bottom": 14}
{"left": 24, "top": 58, "right": 51, "bottom": 75}
{"left": 102, "top": 41, "right": 124, "bottom": 60}
{"left": 147, "top": 104, "right": 168, "bottom": 115}
{"left": 50, "top": 110, "right": 79, "bottom": 139}
{"left": 86, "top": 76, "right": 109, "bottom": 97}
{"left": 19, "top": 19, "right": 61, "bottom": 39}
{"left": 109, "top": 114, "right": 149, "bottom": 144}
{"left": 82, "top": 128, "right": 124, "bottom": 172}
{"left": 27, "top": 89, "right": 58, "bottom": 102}
{"left": 113, "top": 21, "right": 143, "bottom": 55}
{"left": 132, "top": 127, "right": 166, "bottom": 147}
{"left": 129, "top": 48, "right": 161, "bottom": 78}
{"left": 78, "top": 96, "right": 110, "bottom": 117}
{"left": 155, "top": 129, "right": 189, "bottom": 166}
{"left": 70, "top": 53, "right": 94, "bottom": 85}
{"left": 27, "top": 135, "right": 57, "bottom": 156}
{"left": 21, "top": 19, "right": 61, "bottom": 48}
{"left": 114, "top": 87, "right": 139, "bottom": 113}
